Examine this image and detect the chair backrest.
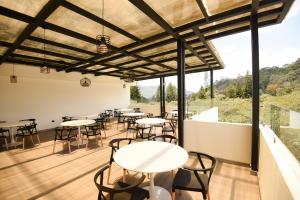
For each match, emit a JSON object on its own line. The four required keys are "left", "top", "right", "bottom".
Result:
{"left": 108, "top": 138, "right": 133, "bottom": 164}
{"left": 55, "top": 127, "right": 77, "bottom": 140}
{"left": 84, "top": 123, "right": 101, "bottom": 135}
{"left": 62, "top": 116, "right": 73, "bottom": 122}
{"left": 94, "top": 164, "right": 146, "bottom": 200}
{"left": 133, "top": 107, "right": 141, "bottom": 113}
{"left": 189, "top": 152, "right": 217, "bottom": 186}
{"left": 152, "top": 135, "right": 177, "bottom": 144}
{"left": 17, "top": 124, "right": 36, "bottom": 135}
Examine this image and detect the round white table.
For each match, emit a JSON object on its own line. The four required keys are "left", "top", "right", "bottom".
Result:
{"left": 170, "top": 111, "right": 192, "bottom": 115}
{"left": 117, "top": 108, "right": 133, "bottom": 113}
{"left": 114, "top": 141, "right": 188, "bottom": 200}
{"left": 122, "top": 112, "right": 145, "bottom": 117}
{"left": 73, "top": 114, "right": 99, "bottom": 120}
{"left": 0, "top": 121, "right": 31, "bottom": 147}
{"left": 136, "top": 118, "right": 167, "bottom": 126}
{"left": 60, "top": 119, "right": 95, "bottom": 143}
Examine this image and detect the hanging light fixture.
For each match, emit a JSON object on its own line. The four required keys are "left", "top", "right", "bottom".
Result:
{"left": 96, "top": 0, "right": 110, "bottom": 54}
{"left": 10, "top": 63, "right": 17, "bottom": 83}
{"left": 40, "top": 27, "right": 50, "bottom": 74}
{"left": 122, "top": 71, "right": 135, "bottom": 83}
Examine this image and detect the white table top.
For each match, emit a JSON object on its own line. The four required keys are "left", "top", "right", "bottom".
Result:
{"left": 0, "top": 121, "right": 31, "bottom": 128}
{"left": 60, "top": 119, "right": 95, "bottom": 127}
{"left": 122, "top": 112, "right": 145, "bottom": 117}
{"left": 74, "top": 114, "right": 99, "bottom": 119}
{"left": 136, "top": 118, "right": 166, "bottom": 125}
{"left": 114, "top": 141, "right": 188, "bottom": 173}
{"left": 170, "top": 111, "right": 192, "bottom": 115}
{"left": 117, "top": 108, "right": 133, "bottom": 112}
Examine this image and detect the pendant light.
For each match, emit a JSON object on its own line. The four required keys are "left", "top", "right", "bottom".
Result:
{"left": 96, "top": 0, "right": 110, "bottom": 54}
{"left": 10, "top": 63, "right": 17, "bottom": 83}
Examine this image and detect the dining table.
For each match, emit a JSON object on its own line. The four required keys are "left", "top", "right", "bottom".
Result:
{"left": 136, "top": 118, "right": 167, "bottom": 126}
{"left": 122, "top": 112, "right": 145, "bottom": 118}
{"left": 0, "top": 121, "right": 31, "bottom": 148}
{"left": 117, "top": 108, "right": 133, "bottom": 113}
{"left": 114, "top": 141, "right": 188, "bottom": 200}
{"left": 60, "top": 119, "right": 95, "bottom": 143}
{"left": 73, "top": 114, "right": 99, "bottom": 120}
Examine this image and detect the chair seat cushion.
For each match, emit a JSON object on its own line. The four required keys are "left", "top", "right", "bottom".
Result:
{"left": 173, "top": 168, "right": 209, "bottom": 192}
{"left": 116, "top": 181, "right": 149, "bottom": 200}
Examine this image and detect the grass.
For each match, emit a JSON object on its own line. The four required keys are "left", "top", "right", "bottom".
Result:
{"left": 130, "top": 91, "right": 300, "bottom": 162}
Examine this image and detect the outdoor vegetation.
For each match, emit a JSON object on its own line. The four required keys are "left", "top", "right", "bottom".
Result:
{"left": 130, "top": 58, "right": 300, "bottom": 161}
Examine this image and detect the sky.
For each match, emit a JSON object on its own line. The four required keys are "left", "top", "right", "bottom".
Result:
{"left": 138, "top": 1, "right": 300, "bottom": 92}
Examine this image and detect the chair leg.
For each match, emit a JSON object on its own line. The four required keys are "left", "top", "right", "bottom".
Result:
{"left": 123, "top": 169, "right": 126, "bottom": 182}
{"left": 100, "top": 135, "right": 103, "bottom": 147}
{"left": 86, "top": 137, "right": 89, "bottom": 149}
{"left": 53, "top": 140, "right": 56, "bottom": 153}
{"left": 96, "top": 135, "right": 99, "bottom": 145}
{"left": 36, "top": 134, "right": 40, "bottom": 144}
{"left": 22, "top": 138, "right": 25, "bottom": 150}
{"left": 208, "top": 191, "right": 211, "bottom": 200}
{"left": 4, "top": 138, "right": 8, "bottom": 150}
{"left": 68, "top": 141, "right": 71, "bottom": 153}
{"left": 107, "top": 164, "right": 112, "bottom": 184}
{"left": 30, "top": 135, "right": 34, "bottom": 145}
{"left": 172, "top": 191, "right": 175, "bottom": 200}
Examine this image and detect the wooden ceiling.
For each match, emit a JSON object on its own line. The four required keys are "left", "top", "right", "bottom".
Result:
{"left": 0, "top": 0, "right": 294, "bottom": 80}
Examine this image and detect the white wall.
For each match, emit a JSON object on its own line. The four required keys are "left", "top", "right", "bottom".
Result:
{"left": 184, "top": 120, "right": 252, "bottom": 164}
{"left": 258, "top": 126, "right": 300, "bottom": 200}
{"left": 0, "top": 63, "right": 130, "bottom": 130}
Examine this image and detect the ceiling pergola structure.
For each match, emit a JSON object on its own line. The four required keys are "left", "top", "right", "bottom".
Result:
{"left": 0, "top": 0, "right": 294, "bottom": 81}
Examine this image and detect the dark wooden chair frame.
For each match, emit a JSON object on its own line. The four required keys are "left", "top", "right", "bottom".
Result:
{"left": 94, "top": 164, "right": 149, "bottom": 200}
{"left": 172, "top": 151, "right": 217, "bottom": 200}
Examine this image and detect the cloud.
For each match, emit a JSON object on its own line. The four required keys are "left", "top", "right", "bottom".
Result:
{"left": 260, "top": 47, "right": 300, "bottom": 68}
{"left": 287, "top": 0, "right": 300, "bottom": 19}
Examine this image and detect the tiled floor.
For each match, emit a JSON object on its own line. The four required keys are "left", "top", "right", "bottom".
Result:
{"left": 0, "top": 122, "right": 260, "bottom": 199}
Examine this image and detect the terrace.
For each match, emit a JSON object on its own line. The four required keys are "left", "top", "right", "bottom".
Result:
{"left": 0, "top": 0, "right": 299, "bottom": 200}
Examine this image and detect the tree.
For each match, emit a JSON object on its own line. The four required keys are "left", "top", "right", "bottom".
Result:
{"left": 243, "top": 72, "right": 252, "bottom": 98}
{"left": 166, "top": 83, "right": 177, "bottom": 102}
{"left": 235, "top": 81, "right": 243, "bottom": 98}
{"left": 130, "top": 85, "right": 142, "bottom": 102}
{"left": 266, "top": 84, "right": 278, "bottom": 96}
{"left": 227, "top": 85, "right": 236, "bottom": 98}
{"left": 198, "top": 86, "right": 207, "bottom": 99}
{"left": 155, "top": 86, "right": 160, "bottom": 102}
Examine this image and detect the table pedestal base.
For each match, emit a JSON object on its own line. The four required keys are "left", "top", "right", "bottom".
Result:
{"left": 143, "top": 186, "right": 171, "bottom": 200}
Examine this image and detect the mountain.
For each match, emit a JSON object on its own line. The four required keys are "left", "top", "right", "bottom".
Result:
{"left": 215, "top": 58, "right": 300, "bottom": 96}
{"left": 139, "top": 86, "right": 157, "bottom": 99}
{"left": 139, "top": 85, "right": 193, "bottom": 99}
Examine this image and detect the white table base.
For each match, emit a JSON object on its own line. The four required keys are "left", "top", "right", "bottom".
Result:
{"left": 4, "top": 127, "right": 22, "bottom": 148}
{"left": 144, "top": 186, "right": 171, "bottom": 200}
{"left": 145, "top": 173, "right": 171, "bottom": 200}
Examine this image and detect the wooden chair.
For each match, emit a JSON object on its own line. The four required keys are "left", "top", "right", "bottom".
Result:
{"left": 162, "top": 118, "right": 177, "bottom": 136}
{"left": 82, "top": 123, "right": 103, "bottom": 149}
{"left": 107, "top": 138, "right": 133, "bottom": 184}
{"left": 53, "top": 126, "right": 79, "bottom": 153}
{"left": 0, "top": 128, "right": 9, "bottom": 150}
{"left": 94, "top": 164, "right": 149, "bottom": 200}
{"left": 16, "top": 124, "right": 37, "bottom": 149}
{"left": 151, "top": 134, "right": 177, "bottom": 144}
{"left": 172, "top": 152, "right": 217, "bottom": 200}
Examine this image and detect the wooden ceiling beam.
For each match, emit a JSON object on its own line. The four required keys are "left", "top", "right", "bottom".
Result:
{"left": 61, "top": 1, "right": 142, "bottom": 43}
{"left": 0, "top": 0, "right": 63, "bottom": 64}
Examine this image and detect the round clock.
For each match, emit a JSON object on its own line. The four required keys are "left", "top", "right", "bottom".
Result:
{"left": 80, "top": 77, "right": 91, "bottom": 87}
